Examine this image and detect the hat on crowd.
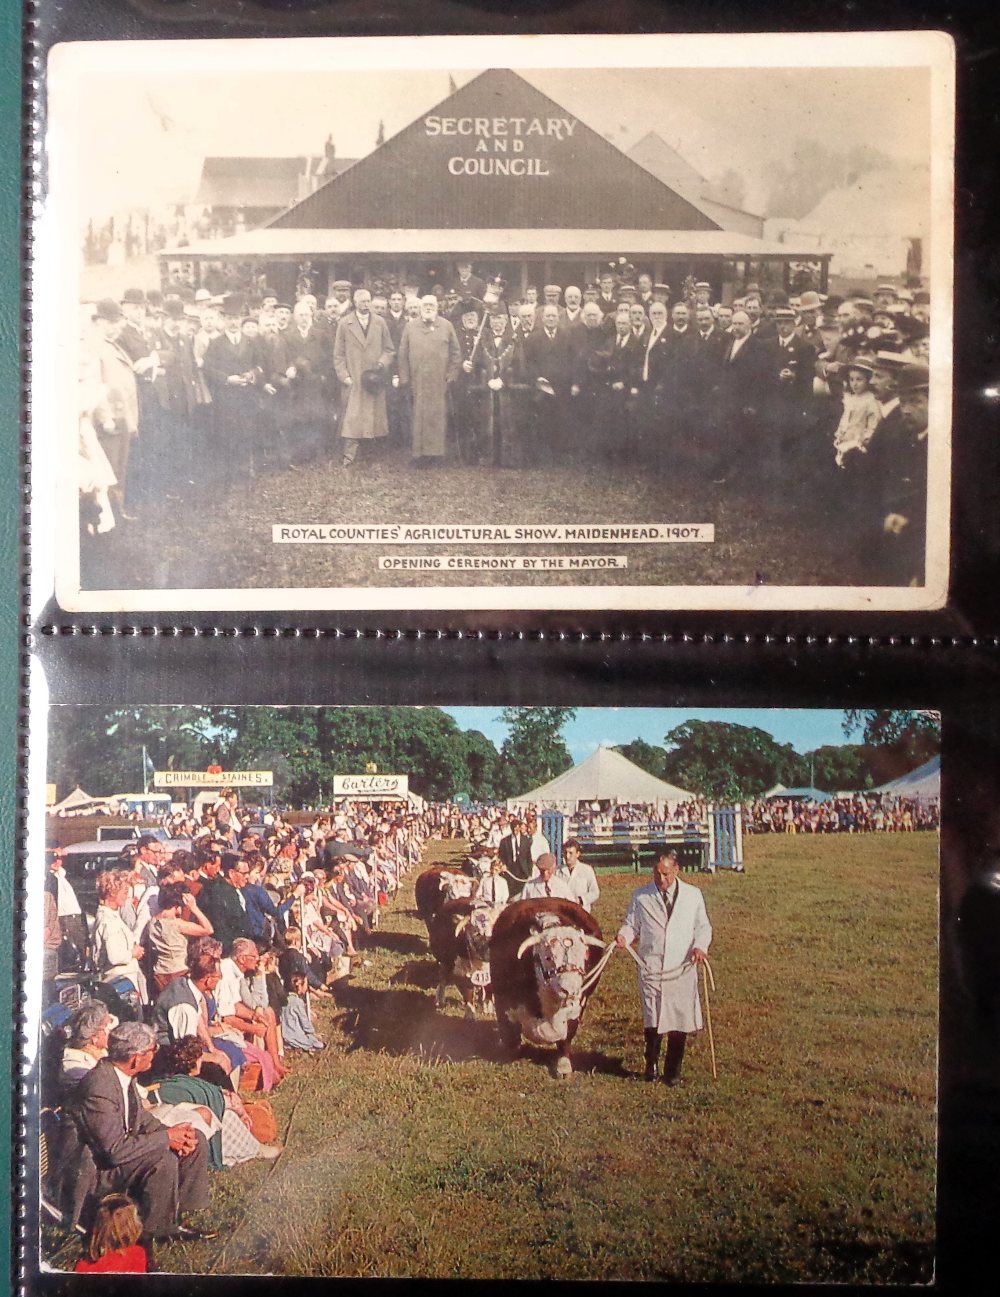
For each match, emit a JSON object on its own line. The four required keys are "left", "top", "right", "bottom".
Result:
{"left": 459, "top": 299, "right": 481, "bottom": 320}
{"left": 745, "top": 281, "right": 761, "bottom": 296}
{"left": 583, "top": 282, "right": 600, "bottom": 294}
{"left": 331, "top": 279, "right": 351, "bottom": 290}
{"left": 653, "top": 283, "right": 671, "bottom": 295}
{"left": 773, "top": 307, "right": 796, "bottom": 321}
{"left": 241, "top": 316, "right": 257, "bottom": 328}
{"left": 852, "top": 296, "right": 875, "bottom": 312}
{"left": 146, "top": 289, "right": 163, "bottom": 310}
{"left": 194, "top": 288, "right": 221, "bottom": 306}
{"left": 121, "top": 287, "right": 146, "bottom": 305}
{"left": 896, "top": 361, "right": 930, "bottom": 393}
{"left": 798, "top": 290, "right": 825, "bottom": 312}
{"left": 912, "top": 290, "right": 930, "bottom": 306}
{"left": 183, "top": 305, "right": 201, "bottom": 320}
{"left": 221, "top": 293, "right": 243, "bottom": 317}
{"left": 694, "top": 280, "right": 711, "bottom": 291}
{"left": 94, "top": 297, "right": 122, "bottom": 322}
{"left": 767, "top": 289, "right": 790, "bottom": 308}
{"left": 162, "top": 297, "right": 185, "bottom": 320}
{"left": 845, "top": 355, "right": 875, "bottom": 375}
{"left": 872, "top": 348, "right": 908, "bottom": 371}
{"left": 361, "top": 367, "right": 387, "bottom": 394}
{"left": 876, "top": 282, "right": 898, "bottom": 296}
{"left": 276, "top": 301, "right": 293, "bottom": 312}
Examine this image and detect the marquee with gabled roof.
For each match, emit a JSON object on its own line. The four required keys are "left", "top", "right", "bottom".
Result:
{"left": 270, "top": 69, "right": 721, "bottom": 234}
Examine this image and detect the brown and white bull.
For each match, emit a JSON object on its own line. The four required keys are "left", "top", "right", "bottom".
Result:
{"left": 426, "top": 898, "right": 504, "bottom": 1018}
{"left": 414, "top": 866, "right": 475, "bottom": 925}
{"left": 489, "top": 898, "right": 608, "bottom": 1078}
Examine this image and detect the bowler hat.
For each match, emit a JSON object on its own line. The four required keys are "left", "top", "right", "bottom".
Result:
{"left": 798, "top": 290, "right": 825, "bottom": 312}
{"left": 361, "top": 367, "right": 386, "bottom": 394}
{"left": 94, "top": 297, "right": 122, "bottom": 322}
{"left": 896, "top": 361, "right": 930, "bottom": 393}
{"left": 121, "top": 287, "right": 146, "bottom": 305}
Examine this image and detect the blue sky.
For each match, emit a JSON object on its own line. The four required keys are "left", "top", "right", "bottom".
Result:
{"left": 440, "top": 709, "right": 859, "bottom": 760}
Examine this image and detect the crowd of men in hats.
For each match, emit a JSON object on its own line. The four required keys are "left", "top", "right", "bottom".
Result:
{"left": 78, "top": 259, "right": 932, "bottom": 584}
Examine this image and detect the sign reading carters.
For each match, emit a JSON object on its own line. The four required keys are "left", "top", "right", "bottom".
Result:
{"left": 333, "top": 774, "right": 410, "bottom": 798}
{"left": 425, "top": 112, "right": 578, "bottom": 176}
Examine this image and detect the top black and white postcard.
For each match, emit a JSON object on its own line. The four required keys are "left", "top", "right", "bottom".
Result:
{"left": 35, "top": 31, "right": 954, "bottom": 614}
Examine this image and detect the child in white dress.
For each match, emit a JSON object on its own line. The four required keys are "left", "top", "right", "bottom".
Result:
{"left": 833, "top": 359, "right": 881, "bottom": 467}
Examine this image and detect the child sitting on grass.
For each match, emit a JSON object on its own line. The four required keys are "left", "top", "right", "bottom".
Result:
{"left": 280, "top": 972, "right": 326, "bottom": 1052}
{"left": 74, "top": 1193, "right": 147, "bottom": 1273}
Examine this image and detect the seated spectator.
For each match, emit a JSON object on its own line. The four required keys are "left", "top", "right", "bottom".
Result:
{"left": 152, "top": 949, "right": 240, "bottom": 1081}
{"left": 280, "top": 972, "right": 326, "bottom": 1052}
{"left": 62, "top": 1001, "right": 118, "bottom": 1085}
{"left": 277, "top": 927, "right": 333, "bottom": 995}
{"left": 150, "top": 1037, "right": 281, "bottom": 1167}
{"left": 67, "top": 1021, "right": 214, "bottom": 1243}
{"left": 73, "top": 1192, "right": 148, "bottom": 1273}
{"left": 216, "top": 938, "right": 290, "bottom": 1086}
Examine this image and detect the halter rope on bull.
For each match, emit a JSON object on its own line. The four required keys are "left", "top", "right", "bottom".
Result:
{"left": 620, "top": 944, "right": 718, "bottom": 1080}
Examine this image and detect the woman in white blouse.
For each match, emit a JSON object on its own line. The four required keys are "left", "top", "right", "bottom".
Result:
{"left": 92, "top": 869, "right": 145, "bottom": 1000}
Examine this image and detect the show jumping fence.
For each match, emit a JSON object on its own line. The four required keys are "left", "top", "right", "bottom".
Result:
{"left": 541, "top": 806, "right": 744, "bottom": 874}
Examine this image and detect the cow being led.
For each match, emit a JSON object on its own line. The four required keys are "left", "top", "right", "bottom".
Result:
{"left": 414, "top": 866, "right": 475, "bottom": 926}
{"left": 489, "top": 898, "right": 608, "bottom": 1078}
{"left": 427, "top": 898, "right": 504, "bottom": 1018}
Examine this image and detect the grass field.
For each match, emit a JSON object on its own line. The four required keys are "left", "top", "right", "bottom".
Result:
{"left": 79, "top": 447, "right": 869, "bottom": 593}
{"left": 42, "top": 832, "right": 938, "bottom": 1281}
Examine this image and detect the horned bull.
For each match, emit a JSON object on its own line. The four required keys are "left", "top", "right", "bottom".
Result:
{"left": 414, "top": 866, "right": 475, "bottom": 925}
{"left": 489, "top": 898, "right": 608, "bottom": 1078}
{"left": 427, "top": 898, "right": 504, "bottom": 1018}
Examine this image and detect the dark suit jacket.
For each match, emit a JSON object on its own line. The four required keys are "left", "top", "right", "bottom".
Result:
{"left": 606, "top": 330, "right": 645, "bottom": 389}
{"left": 499, "top": 833, "right": 534, "bottom": 881}
{"left": 760, "top": 334, "right": 818, "bottom": 401}
{"left": 68, "top": 1058, "right": 169, "bottom": 1172}
{"left": 196, "top": 875, "right": 252, "bottom": 951}
{"left": 719, "top": 333, "right": 768, "bottom": 412}
{"left": 453, "top": 274, "right": 486, "bottom": 300}
{"left": 521, "top": 327, "right": 576, "bottom": 395}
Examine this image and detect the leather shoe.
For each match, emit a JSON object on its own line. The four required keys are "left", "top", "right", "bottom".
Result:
{"left": 174, "top": 1224, "right": 218, "bottom": 1241}
{"left": 662, "top": 1073, "right": 682, "bottom": 1087}
{"left": 643, "top": 1064, "right": 657, "bottom": 1082}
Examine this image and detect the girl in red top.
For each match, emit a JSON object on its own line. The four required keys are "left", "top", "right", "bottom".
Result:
{"left": 73, "top": 1193, "right": 148, "bottom": 1273}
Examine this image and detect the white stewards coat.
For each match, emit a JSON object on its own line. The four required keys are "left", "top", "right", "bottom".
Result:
{"left": 618, "top": 879, "right": 712, "bottom": 1033}
{"left": 559, "top": 861, "right": 600, "bottom": 913}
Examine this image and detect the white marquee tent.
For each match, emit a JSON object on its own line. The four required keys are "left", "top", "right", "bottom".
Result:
{"left": 872, "top": 755, "right": 940, "bottom": 801}
{"left": 507, "top": 746, "right": 695, "bottom": 811}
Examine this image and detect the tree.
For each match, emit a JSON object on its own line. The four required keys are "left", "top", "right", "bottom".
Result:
{"left": 47, "top": 706, "right": 219, "bottom": 798}
{"left": 497, "top": 708, "right": 577, "bottom": 799}
{"left": 662, "top": 721, "right": 806, "bottom": 802}
{"left": 704, "top": 167, "right": 747, "bottom": 211}
{"left": 461, "top": 730, "right": 502, "bottom": 802}
{"left": 842, "top": 710, "right": 941, "bottom": 782}
{"left": 804, "top": 744, "right": 877, "bottom": 792}
{"left": 614, "top": 739, "right": 667, "bottom": 779}
{"left": 764, "top": 138, "right": 894, "bottom": 219}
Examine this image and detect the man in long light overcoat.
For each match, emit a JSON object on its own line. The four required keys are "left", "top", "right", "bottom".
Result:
{"left": 398, "top": 296, "right": 462, "bottom": 462}
{"left": 333, "top": 288, "right": 394, "bottom": 467}
{"left": 616, "top": 849, "right": 712, "bottom": 1085}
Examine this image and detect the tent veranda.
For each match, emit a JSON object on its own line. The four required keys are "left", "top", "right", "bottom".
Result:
{"left": 507, "top": 746, "right": 696, "bottom": 811}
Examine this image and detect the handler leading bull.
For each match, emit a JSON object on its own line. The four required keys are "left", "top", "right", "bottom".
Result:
{"left": 616, "top": 849, "right": 712, "bottom": 1086}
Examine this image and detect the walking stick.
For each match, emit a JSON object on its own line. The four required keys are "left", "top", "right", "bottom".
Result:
{"left": 299, "top": 892, "right": 311, "bottom": 1020}
{"left": 701, "top": 959, "right": 717, "bottom": 1080}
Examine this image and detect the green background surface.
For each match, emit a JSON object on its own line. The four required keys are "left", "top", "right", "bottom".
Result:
{"left": 2, "top": 0, "right": 20, "bottom": 1285}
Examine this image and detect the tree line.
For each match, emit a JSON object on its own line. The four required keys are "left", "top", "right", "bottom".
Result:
{"left": 47, "top": 706, "right": 938, "bottom": 808}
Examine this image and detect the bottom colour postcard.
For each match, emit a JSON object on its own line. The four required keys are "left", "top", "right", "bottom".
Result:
{"left": 27, "top": 705, "right": 938, "bottom": 1281}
